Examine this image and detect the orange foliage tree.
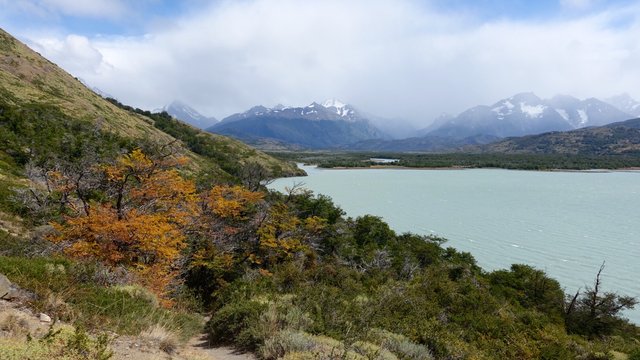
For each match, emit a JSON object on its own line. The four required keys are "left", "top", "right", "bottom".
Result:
{"left": 49, "top": 149, "right": 197, "bottom": 298}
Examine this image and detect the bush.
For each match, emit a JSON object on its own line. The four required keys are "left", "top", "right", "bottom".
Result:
{"left": 0, "top": 256, "right": 202, "bottom": 339}
{"left": 260, "top": 330, "right": 316, "bottom": 359}
{"left": 367, "top": 329, "right": 434, "bottom": 360}
{"left": 206, "top": 300, "right": 267, "bottom": 351}
{"left": 629, "top": 349, "right": 640, "bottom": 360}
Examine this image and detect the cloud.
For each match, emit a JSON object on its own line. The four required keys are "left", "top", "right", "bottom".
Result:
{"left": 21, "top": 0, "right": 640, "bottom": 126}
{"left": 29, "top": 34, "right": 107, "bottom": 74}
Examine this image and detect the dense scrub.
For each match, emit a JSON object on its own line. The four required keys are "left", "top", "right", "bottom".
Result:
{"left": 201, "top": 193, "right": 639, "bottom": 359}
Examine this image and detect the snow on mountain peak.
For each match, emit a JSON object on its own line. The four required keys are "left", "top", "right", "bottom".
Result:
{"left": 321, "top": 99, "right": 355, "bottom": 118}
{"left": 322, "top": 99, "right": 347, "bottom": 109}
{"left": 520, "top": 103, "right": 546, "bottom": 118}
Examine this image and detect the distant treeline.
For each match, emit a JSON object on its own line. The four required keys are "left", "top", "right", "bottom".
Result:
{"left": 269, "top": 151, "right": 640, "bottom": 170}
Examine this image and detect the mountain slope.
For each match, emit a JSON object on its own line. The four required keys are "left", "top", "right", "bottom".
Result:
{"left": 160, "top": 100, "right": 218, "bottom": 129}
{"left": 0, "top": 28, "right": 299, "bottom": 179}
{"left": 428, "top": 92, "right": 632, "bottom": 139}
{"left": 606, "top": 93, "right": 640, "bottom": 118}
{"left": 547, "top": 95, "right": 631, "bottom": 128}
{"left": 478, "top": 118, "right": 640, "bottom": 155}
{"left": 209, "top": 101, "right": 385, "bottom": 149}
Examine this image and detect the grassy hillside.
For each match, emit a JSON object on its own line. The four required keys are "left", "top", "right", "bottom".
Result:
{"left": 0, "top": 28, "right": 300, "bottom": 181}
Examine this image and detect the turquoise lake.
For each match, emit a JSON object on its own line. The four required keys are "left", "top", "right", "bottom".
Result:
{"left": 270, "top": 165, "right": 640, "bottom": 324}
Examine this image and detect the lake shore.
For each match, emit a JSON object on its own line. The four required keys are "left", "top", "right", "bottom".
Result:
{"left": 315, "top": 164, "right": 640, "bottom": 172}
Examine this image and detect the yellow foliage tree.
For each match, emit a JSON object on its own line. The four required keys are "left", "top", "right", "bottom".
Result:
{"left": 204, "top": 185, "right": 264, "bottom": 220}
{"left": 255, "top": 203, "right": 325, "bottom": 265}
{"left": 49, "top": 149, "right": 197, "bottom": 301}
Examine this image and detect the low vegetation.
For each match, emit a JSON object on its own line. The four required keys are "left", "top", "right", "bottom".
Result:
{"left": 269, "top": 151, "right": 640, "bottom": 170}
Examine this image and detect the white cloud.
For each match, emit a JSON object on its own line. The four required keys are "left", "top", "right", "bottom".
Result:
{"left": 22, "top": 0, "right": 640, "bottom": 126}
{"left": 29, "top": 35, "right": 107, "bottom": 74}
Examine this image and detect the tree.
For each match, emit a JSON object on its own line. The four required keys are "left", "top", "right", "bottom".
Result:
{"left": 564, "top": 262, "right": 637, "bottom": 337}
{"left": 49, "top": 149, "right": 197, "bottom": 300}
{"left": 489, "top": 264, "right": 565, "bottom": 320}
{"left": 353, "top": 215, "right": 395, "bottom": 247}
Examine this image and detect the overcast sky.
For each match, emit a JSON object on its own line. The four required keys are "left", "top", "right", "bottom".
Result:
{"left": 1, "top": 0, "right": 639, "bottom": 126}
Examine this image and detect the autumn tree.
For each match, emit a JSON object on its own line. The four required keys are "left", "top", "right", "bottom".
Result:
{"left": 184, "top": 185, "right": 265, "bottom": 300}
{"left": 49, "top": 149, "right": 197, "bottom": 299}
{"left": 255, "top": 202, "right": 326, "bottom": 267}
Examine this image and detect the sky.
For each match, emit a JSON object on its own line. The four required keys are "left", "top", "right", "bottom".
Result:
{"left": 1, "top": 0, "right": 639, "bottom": 126}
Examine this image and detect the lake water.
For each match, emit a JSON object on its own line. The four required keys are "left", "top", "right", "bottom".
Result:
{"left": 270, "top": 165, "right": 640, "bottom": 324}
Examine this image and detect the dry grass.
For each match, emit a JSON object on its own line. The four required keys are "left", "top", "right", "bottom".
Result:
{"left": 139, "top": 324, "right": 180, "bottom": 354}
{"left": 0, "top": 312, "right": 30, "bottom": 337}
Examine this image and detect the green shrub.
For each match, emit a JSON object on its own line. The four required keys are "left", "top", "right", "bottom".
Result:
{"left": 367, "top": 329, "right": 434, "bottom": 360}
{"left": 206, "top": 300, "right": 267, "bottom": 351}
{"left": 260, "top": 330, "right": 316, "bottom": 359}
{"left": 0, "top": 256, "right": 202, "bottom": 339}
{"left": 629, "top": 349, "right": 640, "bottom": 360}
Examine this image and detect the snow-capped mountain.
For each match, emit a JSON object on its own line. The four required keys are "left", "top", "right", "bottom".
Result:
{"left": 209, "top": 100, "right": 385, "bottom": 149}
{"left": 547, "top": 95, "right": 630, "bottom": 128}
{"left": 427, "top": 93, "right": 632, "bottom": 139}
{"left": 605, "top": 93, "right": 640, "bottom": 117}
{"left": 159, "top": 101, "right": 218, "bottom": 129}
{"left": 219, "top": 99, "right": 367, "bottom": 125}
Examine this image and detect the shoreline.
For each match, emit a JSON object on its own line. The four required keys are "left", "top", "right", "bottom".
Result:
{"left": 311, "top": 164, "right": 640, "bottom": 173}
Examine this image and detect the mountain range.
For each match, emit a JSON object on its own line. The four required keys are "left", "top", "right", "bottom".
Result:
{"left": 344, "top": 92, "right": 638, "bottom": 152}
{"left": 191, "top": 92, "right": 638, "bottom": 151}
{"left": 426, "top": 92, "right": 632, "bottom": 140}
{"left": 207, "top": 99, "right": 385, "bottom": 149}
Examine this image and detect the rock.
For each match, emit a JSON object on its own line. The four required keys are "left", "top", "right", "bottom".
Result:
{"left": 39, "top": 313, "right": 52, "bottom": 323}
{"left": 0, "top": 274, "right": 11, "bottom": 299}
{"left": 0, "top": 273, "right": 33, "bottom": 301}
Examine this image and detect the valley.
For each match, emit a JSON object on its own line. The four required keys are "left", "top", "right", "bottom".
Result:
{"left": 2, "top": 15, "right": 640, "bottom": 360}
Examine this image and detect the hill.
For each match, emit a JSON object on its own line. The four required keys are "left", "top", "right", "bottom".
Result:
{"left": 208, "top": 100, "right": 385, "bottom": 149}
{"left": 0, "top": 28, "right": 300, "bottom": 182}
{"left": 478, "top": 118, "right": 640, "bottom": 155}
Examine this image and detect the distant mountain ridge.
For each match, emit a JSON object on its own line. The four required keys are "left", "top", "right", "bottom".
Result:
{"left": 208, "top": 100, "right": 386, "bottom": 149}
{"left": 477, "top": 117, "right": 640, "bottom": 155}
{"left": 427, "top": 92, "right": 632, "bottom": 139}
{"left": 159, "top": 100, "right": 218, "bottom": 129}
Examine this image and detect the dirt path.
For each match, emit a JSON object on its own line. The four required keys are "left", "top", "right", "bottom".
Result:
{"left": 181, "top": 334, "right": 256, "bottom": 360}
{"left": 1, "top": 298, "right": 255, "bottom": 360}
{"left": 109, "top": 328, "right": 257, "bottom": 360}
